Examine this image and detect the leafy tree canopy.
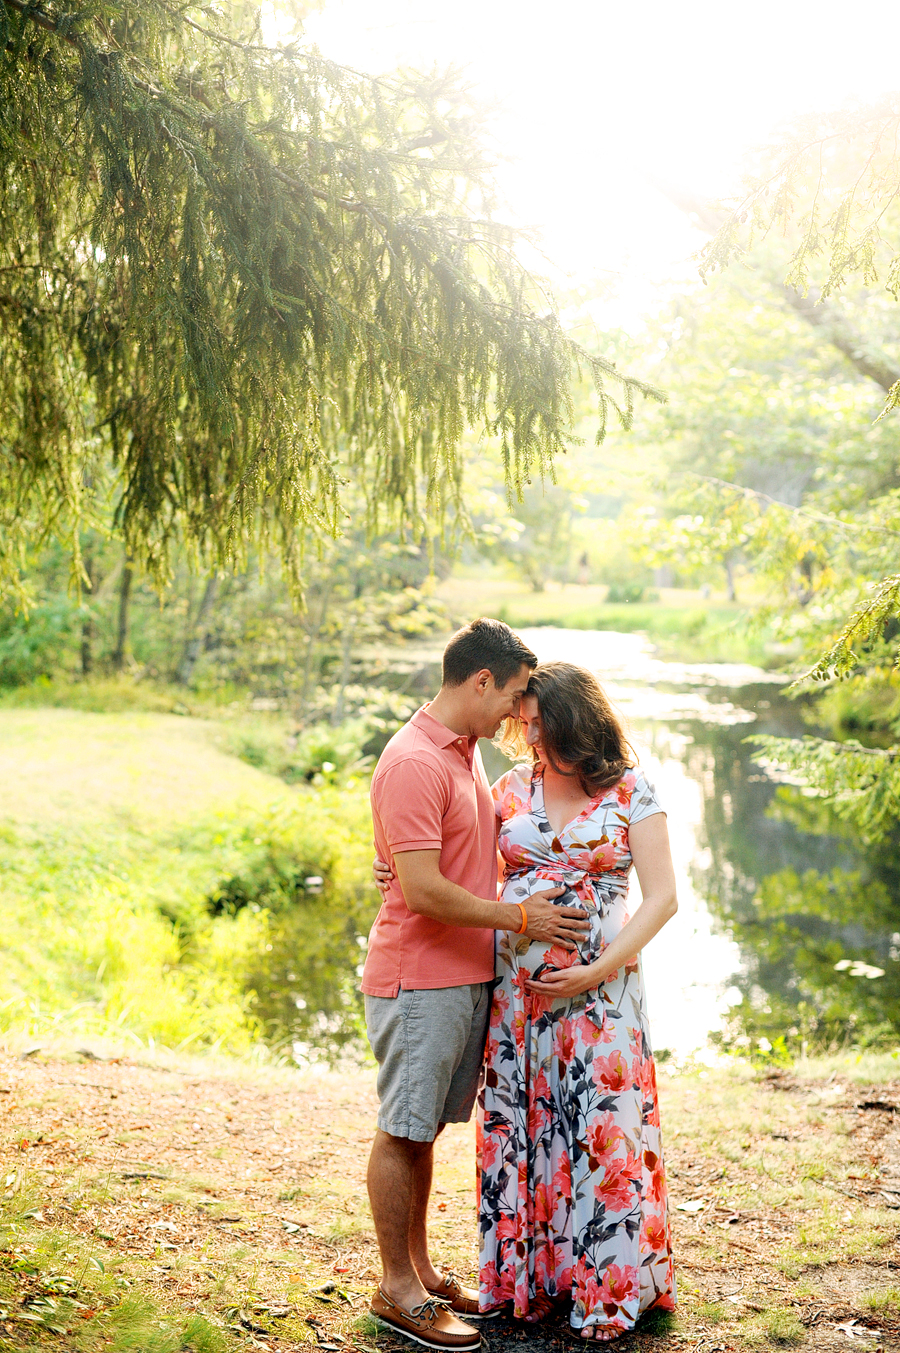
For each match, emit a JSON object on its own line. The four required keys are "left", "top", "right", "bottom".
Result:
{"left": 625, "top": 264, "right": 900, "bottom": 610}
{"left": 702, "top": 97, "right": 900, "bottom": 411}
{"left": 632, "top": 104, "right": 900, "bottom": 841}
{"left": 0, "top": 0, "right": 658, "bottom": 595}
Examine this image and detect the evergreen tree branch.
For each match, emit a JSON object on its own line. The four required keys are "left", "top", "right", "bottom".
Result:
{"left": 793, "top": 573, "right": 900, "bottom": 685}
{"left": 3, "top": 0, "right": 79, "bottom": 40}
{"left": 0, "top": 0, "right": 659, "bottom": 592}
{"left": 698, "top": 100, "right": 900, "bottom": 301}
{"left": 685, "top": 472, "right": 900, "bottom": 541}
{"left": 748, "top": 732, "right": 900, "bottom": 843}
{"left": 656, "top": 181, "right": 900, "bottom": 399}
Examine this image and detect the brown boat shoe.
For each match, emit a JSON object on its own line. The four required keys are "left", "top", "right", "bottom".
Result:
{"left": 370, "top": 1287, "right": 482, "bottom": 1350}
{"left": 425, "top": 1271, "right": 501, "bottom": 1320}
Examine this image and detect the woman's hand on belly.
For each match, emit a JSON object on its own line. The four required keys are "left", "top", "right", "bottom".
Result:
{"left": 524, "top": 957, "right": 603, "bottom": 1000}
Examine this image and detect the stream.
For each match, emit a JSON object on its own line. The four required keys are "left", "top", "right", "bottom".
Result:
{"left": 497, "top": 629, "right": 796, "bottom": 1060}
{"left": 251, "top": 627, "right": 900, "bottom": 1062}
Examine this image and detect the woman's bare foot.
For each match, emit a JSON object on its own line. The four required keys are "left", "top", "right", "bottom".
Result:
{"left": 579, "top": 1325, "right": 623, "bottom": 1342}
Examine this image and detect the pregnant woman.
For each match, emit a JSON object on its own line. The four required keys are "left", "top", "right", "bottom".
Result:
{"left": 479, "top": 661, "right": 677, "bottom": 1341}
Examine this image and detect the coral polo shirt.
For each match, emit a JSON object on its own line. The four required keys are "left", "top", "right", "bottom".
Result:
{"left": 361, "top": 703, "right": 498, "bottom": 997}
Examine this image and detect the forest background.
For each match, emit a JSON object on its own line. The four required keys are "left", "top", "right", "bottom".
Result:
{"left": 4, "top": 4, "right": 900, "bottom": 1352}
{"left": 3, "top": 0, "right": 900, "bottom": 1070}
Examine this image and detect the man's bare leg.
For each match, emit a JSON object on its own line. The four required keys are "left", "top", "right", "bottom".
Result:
{"left": 367, "top": 1129, "right": 434, "bottom": 1309}
{"left": 409, "top": 1123, "right": 445, "bottom": 1289}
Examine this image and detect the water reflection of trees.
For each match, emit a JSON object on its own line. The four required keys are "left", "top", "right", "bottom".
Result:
{"left": 205, "top": 796, "right": 381, "bottom": 1061}
{"left": 683, "top": 689, "right": 900, "bottom": 1050}
{"left": 245, "top": 892, "right": 378, "bottom": 1061}
{"left": 242, "top": 685, "right": 900, "bottom": 1062}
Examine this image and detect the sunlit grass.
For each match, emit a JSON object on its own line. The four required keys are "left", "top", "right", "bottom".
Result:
{"left": 774, "top": 1201, "right": 894, "bottom": 1278}
{"left": 0, "top": 1176, "right": 230, "bottom": 1352}
{"left": 861, "top": 1286, "right": 900, "bottom": 1314}
{"left": 760, "top": 1307, "right": 806, "bottom": 1345}
{"left": 660, "top": 1060, "right": 900, "bottom": 1334}
{"left": 3, "top": 1049, "right": 899, "bottom": 1352}
{"left": 433, "top": 576, "right": 782, "bottom": 664}
{"left": 0, "top": 674, "right": 245, "bottom": 717}
{"left": 795, "top": 1049, "right": 900, "bottom": 1083}
{"left": 695, "top": 1299, "right": 727, "bottom": 1322}
{"left": 0, "top": 708, "right": 374, "bottom": 1056}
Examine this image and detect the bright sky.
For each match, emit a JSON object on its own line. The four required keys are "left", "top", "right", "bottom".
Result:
{"left": 300, "top": 0, "right": 900, "bottom": 325}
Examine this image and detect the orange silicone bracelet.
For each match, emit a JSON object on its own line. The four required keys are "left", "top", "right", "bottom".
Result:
{"left": 516, "top": 902, "right": 528, "bottom": 935}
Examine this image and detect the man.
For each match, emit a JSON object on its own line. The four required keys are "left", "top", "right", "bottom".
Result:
{"left": 362, "top": 618, "right": 590, "bottom": 1351}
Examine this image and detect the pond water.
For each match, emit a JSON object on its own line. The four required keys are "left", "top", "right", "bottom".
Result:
{"left": 250, "top": 626, "right": 900, "bottom": 1062}
{"left": 499, "top": 627, "right": 900, "bottom": 1061}
{"left": 497, "top": 629, "right": 794, "bottom": 1060}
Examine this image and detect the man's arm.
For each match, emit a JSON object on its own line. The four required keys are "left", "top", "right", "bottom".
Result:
{"left": 393, "top": 850, "right": 590, "bottom": 949}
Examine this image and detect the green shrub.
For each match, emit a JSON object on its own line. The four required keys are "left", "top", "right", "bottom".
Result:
{"left": 0, "top": 597, "right": 78, "bottom": 686}
{"left": 0, "top": 710, "right": 378, "bottom": 1058}
{"left": 604, "top": 583, "right": 658, "bottom": 604}
{"left": 224, "top": 716, "right": 374, "bottom": 784}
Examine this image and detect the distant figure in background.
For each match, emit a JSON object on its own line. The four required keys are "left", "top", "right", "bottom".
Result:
{"left": 578, "top": 551, "right": 590, "bottom": 586}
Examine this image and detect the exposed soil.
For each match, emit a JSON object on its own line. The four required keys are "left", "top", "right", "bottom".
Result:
{"left": 1, "top": 1050, "right": 899, "bottom": 1352}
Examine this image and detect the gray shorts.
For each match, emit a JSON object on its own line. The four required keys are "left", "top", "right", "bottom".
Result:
{"left": 365, "top": 983, "right": 491, "bottom": 1143}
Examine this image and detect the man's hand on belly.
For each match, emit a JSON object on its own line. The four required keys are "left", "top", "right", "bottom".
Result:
{"left": 523, "top": 890, "right": 590, "bottom": 950}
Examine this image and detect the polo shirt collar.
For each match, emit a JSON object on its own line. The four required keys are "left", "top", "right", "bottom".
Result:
{"left": 411, "top": 703, "right": 478, "bottom": 756}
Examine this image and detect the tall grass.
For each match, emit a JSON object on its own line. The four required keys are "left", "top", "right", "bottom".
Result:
{"left": 0, "top": 710, "right": 377, "bottom": 1055}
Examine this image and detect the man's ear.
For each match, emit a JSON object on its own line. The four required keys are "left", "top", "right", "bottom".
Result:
{"left": 473, "top": 668, "right": 493, "bottom": 695}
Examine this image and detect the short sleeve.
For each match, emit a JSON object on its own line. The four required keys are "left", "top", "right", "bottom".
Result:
{"left": 490, "top": 769, "right": 515, "bottom": 818}
{"left": 372, "top": 759, "right": 448, "bottom": 853}
{"left": 490, "top": 765, "right": 532, "bottom": 822}
{"left": 628, "top": 768, "right": 665, "bottom": 826}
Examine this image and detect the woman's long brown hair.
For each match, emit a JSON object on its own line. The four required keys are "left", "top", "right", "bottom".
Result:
{"left": 498, "top": 661, "right": 635, "bottom": 794}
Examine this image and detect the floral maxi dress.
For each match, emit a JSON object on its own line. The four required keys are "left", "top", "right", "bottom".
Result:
{"left": 477, "top": 765, "right": 676, "bottom": 1338}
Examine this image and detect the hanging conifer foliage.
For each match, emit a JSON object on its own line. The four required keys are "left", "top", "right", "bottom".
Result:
{"left": 0, "top": 0, "right": 659, "bottom": 590}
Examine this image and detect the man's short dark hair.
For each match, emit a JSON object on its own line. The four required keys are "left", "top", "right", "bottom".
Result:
{"left": 442, "top": 618, "right": 538, "bottom": 689}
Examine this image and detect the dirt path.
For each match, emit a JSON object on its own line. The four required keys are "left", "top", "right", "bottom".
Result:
{"left": 1, "top": 1048, "right": 898, "bottom": 1351}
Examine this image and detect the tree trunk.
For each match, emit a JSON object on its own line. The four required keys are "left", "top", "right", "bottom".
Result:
{"left": 80, "top": 546, "right": 95, "bottom": 678}
{"left": 176, "top": 574, "right": 219, "bottom": 685}
{"left": 655, "top": 183, "right": 900, "bottom": 395}
{"left": 299, "top": 581, "right": 332, "bottom": 711}
{"left": 331, "top": 618, "right": 356, "bottom": 725}
{"left": 783, "top": 287, "right": 900, "bottom": 394}
{"left": 112, "top": 554, "right": 133, "bottom": 672}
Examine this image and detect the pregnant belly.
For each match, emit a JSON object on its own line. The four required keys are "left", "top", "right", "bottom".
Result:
{"left": 510, "top": 936, "right": 592, "bottom": 980}
{"left": 499, "top": 873, "right": 597, "bottom": 978}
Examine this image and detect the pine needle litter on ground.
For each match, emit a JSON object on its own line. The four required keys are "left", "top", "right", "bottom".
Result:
{"left": 1, "top": 1046, "right": 898, "bottom": 1352}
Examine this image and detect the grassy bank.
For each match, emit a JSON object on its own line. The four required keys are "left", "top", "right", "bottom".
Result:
{"left": 434, "top": 577, "right": 785, "bottom": 667}
{"left": 1, "top": 1045, "right": 898, "bottom": 1352}
{"left": 0, "top": 708, "right": 377, "bottom": 1056}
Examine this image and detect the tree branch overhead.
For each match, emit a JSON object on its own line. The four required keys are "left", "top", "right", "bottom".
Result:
{"left": 0, "top": 0, "right": 659, "bottom": 592}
